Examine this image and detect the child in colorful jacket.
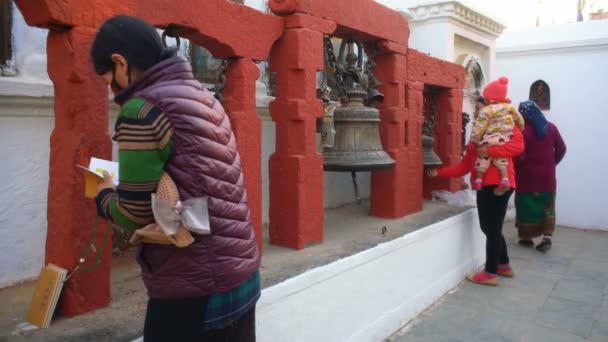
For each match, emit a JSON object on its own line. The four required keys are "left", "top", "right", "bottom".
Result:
{"left": 471, "top": 77, "right": 525, "bottom": 195}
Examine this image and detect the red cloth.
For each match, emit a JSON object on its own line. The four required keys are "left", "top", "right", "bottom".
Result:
{"left": 483, "top": 76, "right": 509, "bottom": 103}
{"left": 438, "top": 127, "right": 524, "bottom": 188}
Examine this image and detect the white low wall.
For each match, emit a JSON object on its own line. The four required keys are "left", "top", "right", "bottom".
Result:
{"left": 256, "top": 209, "right": 483, "bottom": 342}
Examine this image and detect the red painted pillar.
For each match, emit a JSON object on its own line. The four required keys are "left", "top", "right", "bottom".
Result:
{"left": 405, "top": 81, "right": 425, "bottom": 212}
{"left": 46, "top": 27, "right": 112, "bottom": 315}
{"left": 370, "top": 51, "right": 412, "bottom": 218}
{"left": 222, "top": 58, "right": 263, "bottom": 252}
{"left": 424, "top": 89, "right": 463, "bottom": 196}
{"left": 268, "top": 28, "right": 324, "bottom": 249}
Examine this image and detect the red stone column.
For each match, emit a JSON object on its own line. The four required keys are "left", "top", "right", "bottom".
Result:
{"left": 405, "top": 81, "right": 425, "bottom": 212}
{"left": 268, "top": 28, "right": 324, "bottom": 249}
{"left": 424, "top": 89, "right": 463, "bottom": 197}
{"left": 46, "top": 27, "right": 112, "bottom": 315}
{"left": 370, "top": 51, "right": 412, "bottom": 218}
{"left": 222, "top": 58, "right": 263, "bottom": 252}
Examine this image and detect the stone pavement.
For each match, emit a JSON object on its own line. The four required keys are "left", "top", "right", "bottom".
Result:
{"left": 388, "top": 223, "right": 608, "bottom": 342}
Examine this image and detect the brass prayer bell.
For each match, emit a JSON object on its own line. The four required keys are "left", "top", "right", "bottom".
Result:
{"left": 422, "top": 135, "right": 443, "bottom": 167}
{"left": 421, "top": 93, "right": 443, "bottom": 167}
{"left": 321, "top": 38, "right": 395, "bottom": 172}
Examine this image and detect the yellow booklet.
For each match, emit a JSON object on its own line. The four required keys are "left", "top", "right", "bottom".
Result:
{"left": 77, "top": 157, "right": 119, "bottom": 199}
{"left": 26, "top": 264, "right": 68, "bottom": 328}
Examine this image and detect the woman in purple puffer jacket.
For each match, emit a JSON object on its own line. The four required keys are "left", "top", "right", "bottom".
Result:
{"left": 514, "top": 101, "right": 566, "bottom": 252}
{"left": 91, "top": 16, "right": 260, "bottom": 341}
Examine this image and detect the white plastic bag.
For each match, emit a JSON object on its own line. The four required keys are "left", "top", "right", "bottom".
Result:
{"left": 432, "top": 189, "right": 476, "bottom": 207}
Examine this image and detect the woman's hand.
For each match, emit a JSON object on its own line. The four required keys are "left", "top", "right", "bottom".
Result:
{"left": 96, "top": 171, "right": 116, "bottom": 194}
{"left": 477, "top": 146, "right": 489, "bottom": 158}
{"left": 426, "top": 168, "right": 438, "bottom": 178}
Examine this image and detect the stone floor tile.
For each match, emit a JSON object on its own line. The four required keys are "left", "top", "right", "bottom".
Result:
{"left": 391, "top": 227, "right": 606, "bottom": 342}
{"left": 535, "top": 297, "right": 594, "bottom": 337}
{"left": 591, "top": 320, "right": 608, "bottom": 338}
{"left": 453, "top": 310, "right": 525, "bottom": 342}
{"left": 595, "top": 306, "right": 608, "bottom": 322}
{"left": 520, "top": 324, "right": 584, "bottom": 342}
{"left": 501, "top": 269, "right": 559, "bottom": 295}
{"left": 551, "top": 278, "right": 605, "bottom": 306}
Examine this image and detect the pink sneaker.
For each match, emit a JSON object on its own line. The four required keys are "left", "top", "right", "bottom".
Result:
{"left": 472, "top": 179, "right": 483, "bottom": 190}
{"left": 466, "top": 271, "right": 498, "bottom": 286}
{"left": 497, "top": 264, "right": 515, "bottom": 278}
{"left": 494, "top": 179, "right": 511, "bottom": 196}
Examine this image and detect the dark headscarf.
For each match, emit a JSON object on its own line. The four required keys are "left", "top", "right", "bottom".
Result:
{"left": 519, "top": 100, "right": 549, "bottom": 138}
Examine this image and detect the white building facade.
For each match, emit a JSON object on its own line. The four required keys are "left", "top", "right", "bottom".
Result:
{"left": 402, "top": 0, "right": 504, "bottom": 145}
{"left": 496, "top": 20, "right": 608, "bottom": 230}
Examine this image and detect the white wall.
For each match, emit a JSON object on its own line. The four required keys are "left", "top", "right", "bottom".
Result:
{"left": 404, "top": 4, "right": 499, "bottom": 80}
{"left": 454, "top": 35, "right": 488, "bottom": 68}
{"left": 408, "top": 21, "right": 453, "bottom": 58}
{"left": 496, "top": 22, "right": 608, "bottom": 230}
{"left": 453, "top": 33, "right": 491, "bottom": 79}
{"left": 449, "top": 20, "right": 497, "bottom": 79}
{"left": 0, "top": 100, "right": 118, "bottom": 288}
{"left": 244, "top": 0, "right": 267, "bottom": 11}
{"left": 0, "top": 6, "right": 125, "bottom": 286}
{"left": 0, "top": 6, "right": 52, "bottom": 287}
{"left": 324, "top": 172, "right": 371, "bottom": 209}
{"left": 0, "top": 112, "right": 53, "bottom": 287}
{"left": 8, "top": 8, "right": 48, "bottom": 79}
{"left": 256, "top": 210, "right": 483, "bottom": 342}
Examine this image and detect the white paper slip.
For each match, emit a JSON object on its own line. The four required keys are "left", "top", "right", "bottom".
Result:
{"left": 89, "top": 157, "right": 119, "bottom": 186}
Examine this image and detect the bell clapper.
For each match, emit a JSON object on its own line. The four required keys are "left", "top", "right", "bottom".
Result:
{"left": 351, "top": 171, "right": 362, "bottom": 205}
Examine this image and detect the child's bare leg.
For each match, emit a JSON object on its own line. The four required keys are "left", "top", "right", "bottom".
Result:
{"left": 474, "top": 157, "right": 490, "bottom": 190}
{"left": 493, "top": 158, "right": 511, "bottom": 195}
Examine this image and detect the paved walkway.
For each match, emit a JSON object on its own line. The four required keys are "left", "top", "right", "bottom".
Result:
{"left": 388, "top": 224, "right": 608, "bottom": 342}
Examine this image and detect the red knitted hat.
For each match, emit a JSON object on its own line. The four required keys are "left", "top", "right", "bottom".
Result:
{"left": 483, "top": 77, "right": 509, "bottom": 103}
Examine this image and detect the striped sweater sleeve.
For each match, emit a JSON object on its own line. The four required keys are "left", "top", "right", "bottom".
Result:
{"left": 95, "top": 98, "right": 173, "bottom": 231}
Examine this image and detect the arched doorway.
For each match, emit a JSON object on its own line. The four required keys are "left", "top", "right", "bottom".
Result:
{"left": 529, "top": 79, "right": 550, "bottom": 111}
{"left": 460, "top": 54, "right": 486, "bottom": 111}
{"left": 457, "top": 54, "right": 486, "bottom": 151}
